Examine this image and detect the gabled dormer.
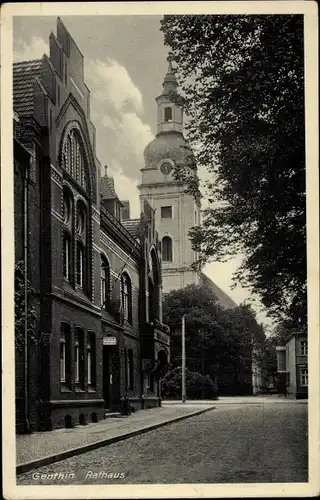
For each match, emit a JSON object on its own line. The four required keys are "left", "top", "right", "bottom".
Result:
{"left": 100, "top": 165, "right": 123, "bottom": 220}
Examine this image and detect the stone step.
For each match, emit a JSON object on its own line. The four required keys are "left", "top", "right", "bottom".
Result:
{"left": 104, "top": 411, "right": 123, "bottom": 418}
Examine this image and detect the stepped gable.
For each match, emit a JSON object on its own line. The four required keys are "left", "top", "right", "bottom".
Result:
{"left": 200, "top": 272, "right": 237, "bottom": 310}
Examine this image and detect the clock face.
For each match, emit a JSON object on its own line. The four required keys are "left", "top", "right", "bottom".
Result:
{"left": 160, "top": 161, "right": 173, "bottom": 175}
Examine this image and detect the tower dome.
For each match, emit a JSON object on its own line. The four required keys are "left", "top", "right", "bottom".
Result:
{"left": 143, "top": 132, "right": 194, "bottom": 170}
{"left": 143, "top": 60, "right": 195, "bottom": 172}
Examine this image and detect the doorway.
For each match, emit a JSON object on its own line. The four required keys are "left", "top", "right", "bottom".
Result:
{"left": 103, "top": 345, "right": 120, "bottom": 409}
{"left": 103, "top": 346, "right": 111, "bottom": 408}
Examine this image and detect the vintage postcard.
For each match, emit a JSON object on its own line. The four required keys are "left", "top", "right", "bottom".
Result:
{"left": 1, "top": 1, "right": 319, "bottom": 499}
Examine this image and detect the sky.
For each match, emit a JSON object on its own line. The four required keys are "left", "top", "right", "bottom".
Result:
{"left": 13, "top": 15, "right": 274, "bottom": 331}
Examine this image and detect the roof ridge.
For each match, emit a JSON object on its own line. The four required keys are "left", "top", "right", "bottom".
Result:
{"left": 13, "top": 58, "right": 43, "bottom": 66}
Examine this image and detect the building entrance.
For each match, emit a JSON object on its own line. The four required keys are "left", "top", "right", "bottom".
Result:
{"left": 103, "top": 345, "right": 120, "bottom": 410}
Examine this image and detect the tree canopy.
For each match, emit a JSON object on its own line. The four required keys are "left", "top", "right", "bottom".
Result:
{"left": 163, "top": 284, "right": 266, "bottom": 395}
{"left": 160, "top": 15, "right": 306, "bottom": 324}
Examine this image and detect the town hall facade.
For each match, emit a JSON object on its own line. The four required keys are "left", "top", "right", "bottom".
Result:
{"left": 14, "top": 18, "right": 170, "bottom": 433}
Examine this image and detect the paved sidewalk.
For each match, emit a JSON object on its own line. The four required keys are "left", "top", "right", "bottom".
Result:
{"left": 16, "top": 403, "right": 215, "bottom": 474}
{"left": 163, "top": 395, "right": 308, "bottom": 405}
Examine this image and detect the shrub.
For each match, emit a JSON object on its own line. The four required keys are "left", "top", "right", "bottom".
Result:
{"left": 162, "top": 367, "right": 218, "bottom": 400}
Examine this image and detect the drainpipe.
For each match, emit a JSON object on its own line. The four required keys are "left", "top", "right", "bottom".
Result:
{"left": 23, "top": 161, "right": 30, "bottom": 432}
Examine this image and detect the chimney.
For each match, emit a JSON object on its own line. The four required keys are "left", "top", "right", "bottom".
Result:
{"left": 121, "top": 201, "right": 130, "bottom": 220}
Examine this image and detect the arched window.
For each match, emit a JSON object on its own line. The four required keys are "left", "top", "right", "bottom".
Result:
{"left": 121, "top": 273, "right": 132, "bottom": 323}
{"left": 87, "top": 332, "right": 96, "bottom": 386}
{"left": 162, "top": 236, "right": 173, "bottom": 262}
{"left": 61, "top": 129, "right": 87, "bottom": 191}
{"left": 164, "top": 107, "right": 172, "bottom": 122}
{"left": 101, "top": 256, "right": 110, "bottom": 309}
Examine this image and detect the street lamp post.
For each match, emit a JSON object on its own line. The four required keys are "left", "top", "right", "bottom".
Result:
{"left": 182, "top": 314, "right": 186, "bottom": 403}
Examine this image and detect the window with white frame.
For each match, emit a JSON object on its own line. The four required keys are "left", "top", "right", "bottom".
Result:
{"left": 60, "top": 323, "right": 71, "bottom": 387}
{"left": 121, "top": 273, "right": 132, "bottom": 323}
{"left": 101, "top": 257, "right": 110, "bottom": 309}
{"left": 300, "top": 368, "right": 308, "bottom": 387}
{"left": 75, "top": 328, "right": 84, "bottom": 388}
{"left": 87, "top": 332, "right": 96, "bottom": 386}
{"left": 300, "top": 340, "right": 308, "bottom": 356}
{"left": 60, "top": 334, "right": 66, "bottom": 382}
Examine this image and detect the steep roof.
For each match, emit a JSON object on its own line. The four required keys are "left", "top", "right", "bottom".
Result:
{"left": 200, "top": 272, "right": 237, "bottom": 310}
{"left": 13, "top": 59, "right": 43, "bottom": 117}
{"left": 101, "top": 176, "right": 118, "bottom": 200}
{"left": 122, "top": 219, "right": 141, "bottom": 239}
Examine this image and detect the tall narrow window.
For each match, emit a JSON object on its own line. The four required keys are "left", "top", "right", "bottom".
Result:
{"left": 63, "top": 232, "right": 71, "bottom": 280}
{"left": 60, "top": 323, "right": 71, "bottom": 387}
{"left": 300, "top": 340, "right": 308, "bottom": 356}
{"left": 76, "top": 243, "right": 84, "bottom": 288}
{"left": 148, "top": 277, "right": 154, "bottom": 322}
{"left": 87, "top": 332, "right": 96, "bottom": 386}
{"left": 164, "top": 107, "right": 172, "bottom": 122}
{"left": 60, "top": 334, "right": 66, "bottom": 382}
{"left": 61, "top": 129, "right": 87, "bottom": 191}
{"left": 101, "top": 257, "right": 110, "bottom": 309}
{"left": 66, "top": 136, "right": 72, "bottom": 174}
{"left": 75, "top": 332, "right": 79, "bottom": 384}
{"left": 162, "top": 236, "right": 173, "bottom": 262}
{"left": 128, "top": 349, "right": 134, "bottom": 390}
{"left": 75, "top": 328, "right": 84, "bottom": 388}
{"left": 121, "top": 273, "right": 132, "bottom": 323}
{"left": 125, "top": 349, "right": 134, "bottom": 390}
{"left": 300, "top": 368, "right": 308, "bottom": 387}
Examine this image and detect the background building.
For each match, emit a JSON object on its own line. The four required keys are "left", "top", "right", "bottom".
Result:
{"left": 138, "top": 62, "right": 238, "bottom": 309}
{"left": 276, "top": 329, "right": 308, "bottom": 399}
{"left": 13, "top": 17, "right": 169, "bottom": 433}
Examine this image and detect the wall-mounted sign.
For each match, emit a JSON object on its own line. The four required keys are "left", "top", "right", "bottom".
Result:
{"left": 103, "top": 336, "right": 117, "bottom": 346}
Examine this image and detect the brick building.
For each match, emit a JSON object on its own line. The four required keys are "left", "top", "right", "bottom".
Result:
{"left": 13, "top": 17, "right": 170, "bottom": 433}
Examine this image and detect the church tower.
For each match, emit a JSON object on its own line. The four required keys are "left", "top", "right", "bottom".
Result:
{"left": 138, "top": 61, "right": 201, "bottom": 294}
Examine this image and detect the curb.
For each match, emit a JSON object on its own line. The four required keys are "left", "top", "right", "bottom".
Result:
{"left": 16, "top": 406, "right": 215, "bottom": 475}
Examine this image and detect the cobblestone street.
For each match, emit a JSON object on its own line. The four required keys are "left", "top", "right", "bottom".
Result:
{"left": 17, "top": 401, "right": 308, "bottom": 484}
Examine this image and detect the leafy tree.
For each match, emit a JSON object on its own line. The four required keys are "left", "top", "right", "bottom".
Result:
{"left": 160, "top": 15, "right": 306, "bottom": 324}
{"left": 163, "top": 284, "right": 266, "bottom": 395}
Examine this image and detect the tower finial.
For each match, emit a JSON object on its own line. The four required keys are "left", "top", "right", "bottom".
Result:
{"left": 167, "top": 51, "right": 174, "bottom": 72}
{"left": 104, "top": 164, "right": 108, "bottom": 177}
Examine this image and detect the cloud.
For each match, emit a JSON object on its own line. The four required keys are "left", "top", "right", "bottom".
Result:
{"left": 117, "top": 112, "right": 153, "bottom": 160}
{"left": 13, "top": 36, "right": 49, "bottom": 62}
{"left": 86, "top": 58, "right": 143, "bottom": 113}
{"left": 84, "top": 57, "right": 154, "bottom": 181}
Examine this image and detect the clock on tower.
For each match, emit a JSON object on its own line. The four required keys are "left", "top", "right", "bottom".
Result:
{"left": 160, "top": 161, "right": 173, "bottom": 175}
